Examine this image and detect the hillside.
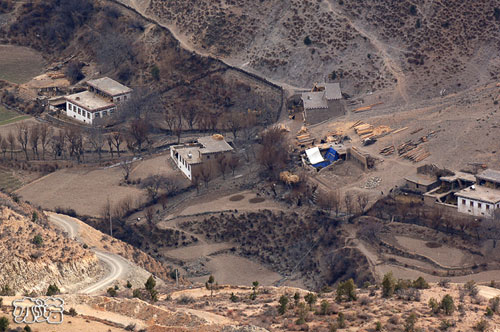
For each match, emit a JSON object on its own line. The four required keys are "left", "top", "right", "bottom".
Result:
{"left": 0, "top": 0, "right": 283, "bottom": 130}
{"left": 0, "top": 193, "right": 102, "bottom": 295}
{"left": 120, "top": 0, "right": 500, "bottom": 101}
{"left": 2, "top": 281, "right": 499, "bottom": 331}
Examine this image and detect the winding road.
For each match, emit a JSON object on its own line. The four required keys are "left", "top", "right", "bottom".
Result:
{"left": 47, "top": 212, "right": 129, "bottom": 294}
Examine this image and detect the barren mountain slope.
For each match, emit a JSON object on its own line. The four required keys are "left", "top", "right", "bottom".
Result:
{"left": 4, "top": 282, "right": 498, "bottom": 332}
{"left": 126, "top": 0, "right": 500, "bottom": 101}
{"left": 0, "top": 194, "right": 102, "bottom": 295}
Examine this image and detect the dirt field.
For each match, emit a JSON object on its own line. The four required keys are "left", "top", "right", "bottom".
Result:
{"left": 129, "top": 153, "right": 182, "bottom": 180}
{"left": 0, "top": 117, "right": 37, "bottom": 138}
{"left": 394, "top": 235, "right": 468, "bottom": 268}
{"left": 376, "top": 264, "right": 500, "bottom": 284}
{"left": 189, "top": 254, "right": 282, "bottom": 286}
{"left": 169, "top": 190, "right": 285, "bottom": 218}
{"left": 15, "top": 155, "right": 181, "bottom": 216}
{"left": 16, "top": 167, "right": 143, "bottom": 216}
{"left": 0, "top": 44, "right": 45, "bottom": 84}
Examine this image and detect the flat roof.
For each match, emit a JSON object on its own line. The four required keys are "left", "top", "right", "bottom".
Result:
{"left": 87, "top": 77, "right": 132, "bottom": 97}
{"left": 455, "top": 186, "right": 500, "bottom": 204}
{"left": 440, "top": 171, "right": 476, "bottom": 183}
{"left": 476, "top": 169, "right": 500, "bottom": 184}
{"left": 176, "top": 146, "right": 202, "bottom": 165}
{"left": 301, "top": 92, "right": 328, "bottom": 110}
{"left": 316, "top": 83, "right": 342, "bottom": 100}
{"left": 48, "top": 96, "right": 66, "bottom": 105}
{"left": 198, "top": 136, "right": 233, "bottom": 153}
{"left": 65, "top": 91, "right": 115, "bottom": 112}
{"left": 404, "top": 174, "right": 438, "bottom": 186}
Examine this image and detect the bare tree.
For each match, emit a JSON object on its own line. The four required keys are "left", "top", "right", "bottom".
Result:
{"left": 257, "top": 126, "right": 289, "bottom": 177}
{"left": 142, "top": 174, "right": 164, "bottom": 202}
{"left": 101, "top": 197, "right": 113, "bottom": 236}
{"left": 50, "top": 130, "right": 65, "bottom": 160}
{"left": 228, "top": 154, "right": 239, "bottom": 176}
{"left": 208, "top": 111, "right": 220, "bottom": 133}
{"left": 197, "top": 111, "right": 211, "bottom": 132}
{"left": 145, "top": 206, "right": 155, "bottom": 225}
{"left": 182, "top": 103, "right": 199, "bottom": 130}
{"left": 120, "top": 159, "right": 132, "bottom": 181}
{"left": 0, "top": 135, "right": 7, "bottom": 159}
{"left": 16, "top": 123, "right": 29, "bottom": 160}
{"left": 118, "top": 89, "right": 161, "bottom": 121}
{"left": 216, "top": 154, "right": 228, "bottom": 179}
{"left": 200, "top": 164, "right": 212, "bottom": 188}
{"left": 192, "top": 174, "right": 201, "bottom": 194}
{"left": 39, "top": 123, "right": 52, "bottom": 160}
{"left": 357, "top": 193, "right": 370, "bottom": 214}
{"left": 95, "top": 31, "right": 134, "bottom": 73}
{"left": 344, "top": 192, "right": 354, "bottom": 217}
{"left": 243, "top": 112, "right": 258, "bottom": 141}
{"left": 165, "top": 107, "right": 183, "bottom": 144}
{"left": 318, "top": 190, "right": 340, "bottom": 216}
{"left": 7, "top": 131, "right": 15, "bottom": 160}
{"left": 65, "top": 127, "right": 84, "bottom": 163}
{"left": 128, "top": 118, "right": 150, "bottom": 152}
{"left": 158, "top": 194, "right": 168, "bottom": 210}
{"left": 332, "top": 190, "right": 341, "bottom": 216}
{"left": 88, "top": 127, "right": 105, "bottom": 161}
{"left": 162, "top": 175, "right": 180, "bottom": 194}
{"left": 106, "top": 134, "right": 114, "bottom": 158}
{"left": 111, "top": 130, "right": 124, "bottom": 157}
{"left": 29, "top": 124, "right": 40, "bottom": 159}
{"left": 164, "top": 107, "right": 178, "bottom": 135}
{"left": 224, "top": 111, "right": 244, "bottom": 139}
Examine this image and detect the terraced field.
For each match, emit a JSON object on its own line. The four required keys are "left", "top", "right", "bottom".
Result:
{"left": 0, "top": 105, "right": 29, "bottom": 126}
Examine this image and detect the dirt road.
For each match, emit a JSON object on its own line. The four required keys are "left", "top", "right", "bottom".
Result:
{"left": 47, "top": 213, "right": 137, "bottom": 294}
{"left": 80, "top": 251, "right": 125, "bottom": 294}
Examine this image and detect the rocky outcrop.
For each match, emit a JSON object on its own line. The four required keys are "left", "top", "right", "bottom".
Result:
{"left": 0, "top": 204, "right": 101, "bottom": 295}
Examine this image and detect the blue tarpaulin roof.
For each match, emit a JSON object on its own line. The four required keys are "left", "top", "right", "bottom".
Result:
{"left": 312, "top": 147, "right": 338, "bottom": 168}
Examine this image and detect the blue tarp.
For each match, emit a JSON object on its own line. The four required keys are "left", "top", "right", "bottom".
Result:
{"left": 312, "top": 147, "right": 338, "bottom": 168}
{"left": 324, "top": 147, "right": 339, "bottom": 162}
{"left": 313, "top": 160, "right": 331, "bottom": 168}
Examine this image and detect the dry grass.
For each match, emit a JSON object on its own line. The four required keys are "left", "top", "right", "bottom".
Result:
{"left": 0, "top": 45, "right": 45, "bottom": 84}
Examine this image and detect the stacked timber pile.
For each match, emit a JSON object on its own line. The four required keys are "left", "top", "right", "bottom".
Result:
{"left": 351, "top": 102, "right": 383, "bottom": 113}
{"left": 397, "top": 139, "right": 430, "bottom": 162}
{"left": 400, "top": 146, "right": 430, "bottom": 162}
{"left": 380, "top": 145, "right": 395, "bottom": 155}
{"left": 354, "top": 123, "right": 374, "bottom": 139}
{"left": 353, "top": 122, "right": 392, "bottom": 140}
{"left": 296, "top": 126, "right": 313, "bottom": 146}
{"left": 325, "top": 129, "right": 344, "bottom": 143}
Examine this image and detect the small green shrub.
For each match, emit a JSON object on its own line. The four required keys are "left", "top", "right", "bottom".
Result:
{"left": 107, "top": 287, "right": 117, "bottom": 297}
{"left": 46, "top": 284, "right": 60, "bottom": 296}
{"left": 32, "top": 234, "right": 43, "bottom": 246}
